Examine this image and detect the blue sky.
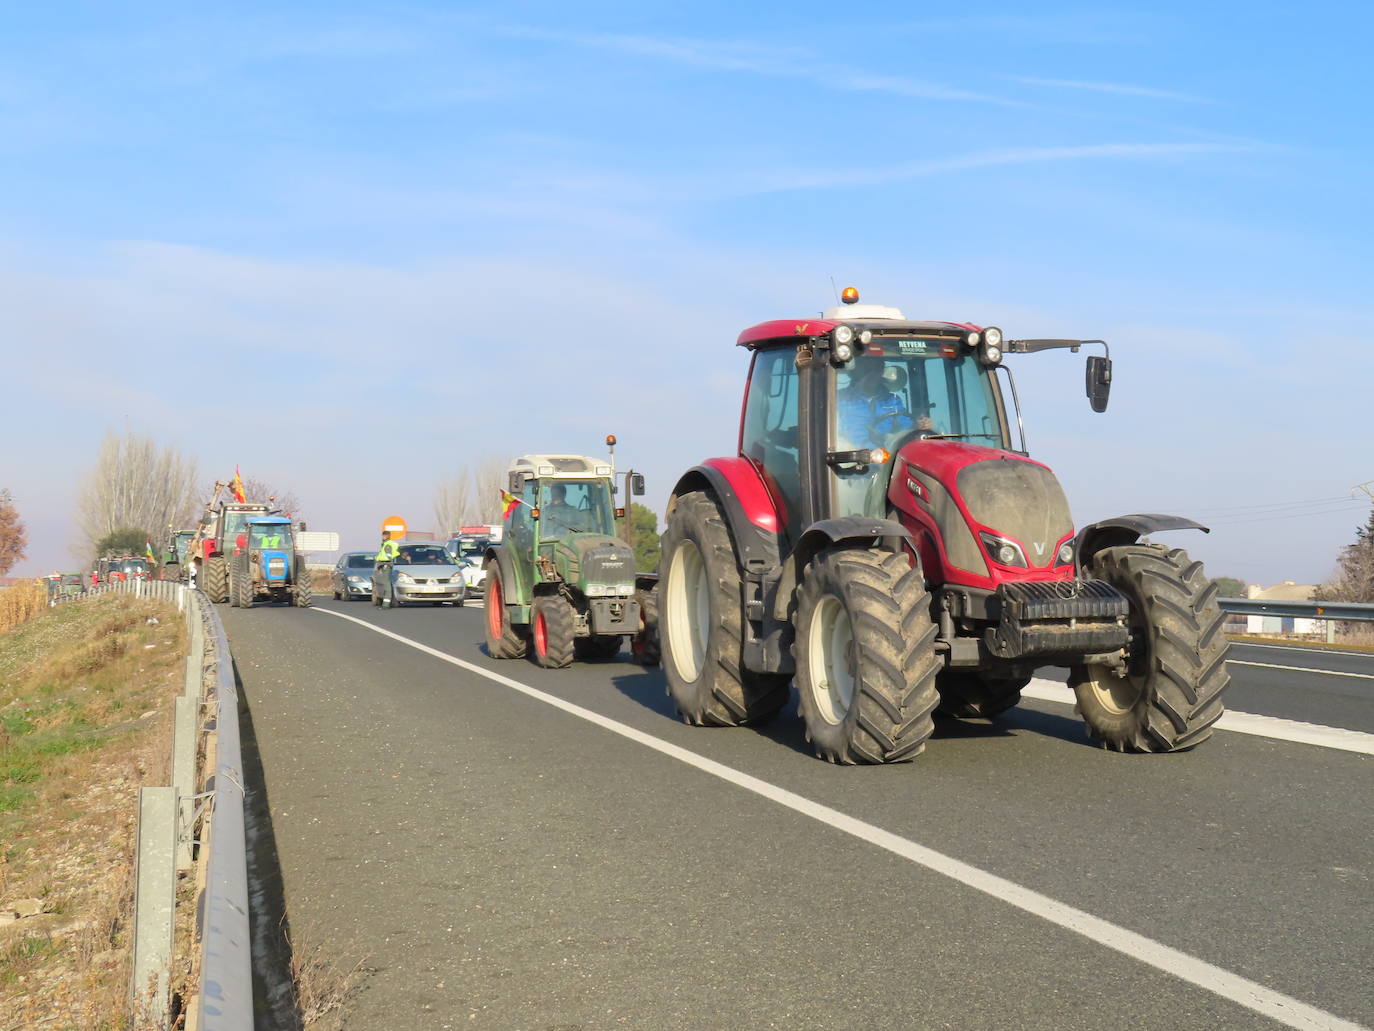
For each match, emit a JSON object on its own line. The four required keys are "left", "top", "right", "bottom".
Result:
{"left": 4, "top": 1, "right": 1371, "bottom": 584}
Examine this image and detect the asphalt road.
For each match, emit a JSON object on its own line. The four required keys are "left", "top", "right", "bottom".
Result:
{"left": 223, "top": 599, "right": 1374, "bottom": 1030}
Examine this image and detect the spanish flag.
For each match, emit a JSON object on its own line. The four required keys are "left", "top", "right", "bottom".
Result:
{"left": 232, "top": 466, "right": 246, "bottom": 503}
{"left": 500, "top": 489, "right": 522, "bottom": 519}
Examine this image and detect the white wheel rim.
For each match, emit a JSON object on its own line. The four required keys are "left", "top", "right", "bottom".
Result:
{"left": 666, "top": 539, "right": 710, "bottom": 682}
{"left": 807, "top": 594, "right": 855, "bottom": 725}
{"left": 1083, "top": 665, "right": 1141, "bottom": 715}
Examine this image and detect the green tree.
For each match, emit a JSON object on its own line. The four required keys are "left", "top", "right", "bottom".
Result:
{"left": 94, "top": 527, "right": 152, "bottom": 561}
{"left": 631, "top": 503, "right": 660, "bottom": 573}
{"left": 1211, "top": 576, "right": 1246, "bottom": 598}
{"left": 0, "top": 488, "right": 26, "bottom": 576}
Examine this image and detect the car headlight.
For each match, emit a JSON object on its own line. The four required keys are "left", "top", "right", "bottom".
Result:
{"left": 979, "top": 533, "right": 1027, "bottom": 568}
{"left": 396, "top": 572, "right": 415, "bottom": 584}
{"left": 347, "top": 575, "right": 365, "bottom": 583}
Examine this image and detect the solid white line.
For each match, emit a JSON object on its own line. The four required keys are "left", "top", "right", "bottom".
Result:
{"left": 1232, "top": 641, "right": 1374, "bottom": 658}
{"left": 1229, "top": 660, "right": 1374, "bottom": 681}
{"left": 1021, "top": 681, "right": 1374, "bottom": 757}
{"left": 313, "top": 607, "right": 1365, "bottom": 1031}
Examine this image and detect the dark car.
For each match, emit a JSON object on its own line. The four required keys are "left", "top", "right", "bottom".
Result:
{"left": 331, "top": 551, "right": 376, "bottom": 601}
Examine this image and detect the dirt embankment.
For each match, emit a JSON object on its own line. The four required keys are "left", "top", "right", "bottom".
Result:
{"left": 1, "top": 593, "right": 186, "bottom": 1029}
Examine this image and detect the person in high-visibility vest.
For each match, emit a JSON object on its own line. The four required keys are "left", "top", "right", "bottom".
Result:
{"left": 375, "top": 531, "right": 401, "bottom": 563}
{"left": 259, "top": 530, "right": 283, "bottom": 549}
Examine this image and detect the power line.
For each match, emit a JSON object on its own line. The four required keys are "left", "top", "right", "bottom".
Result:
{"left": 1205, "top": 503, "right": 1367, "bottom": 527}
{"left": 1186, "top": 494, "right": 1359, "bottom": 515}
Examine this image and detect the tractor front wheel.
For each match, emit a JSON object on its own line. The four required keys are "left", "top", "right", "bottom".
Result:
{"left": 660, "top": 491, "right": 789, "bottom": 727}
{"left": 202, "top": 556, "right": 228, "bottom": 604}
{"left": 1069, "top": 544, "right": 1229, "bottom": 752}
{"left": 228, "top": 565, "right": 241, "bottom": 608}
{"left": 531, "top": 595, "right": 575, "bottom": 669}
{"left": 794, "top": 546, "right": 940, "bottom": 764}
{"left": 483, "top": 560, "right": 526, "bottom": 659}
{"left": 294, "top": 566, "right": 312, "bottom": 608}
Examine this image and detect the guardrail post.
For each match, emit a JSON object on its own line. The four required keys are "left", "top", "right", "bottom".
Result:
{"left": 131, "top": 786, "right": 176, "bottom": 1022}
{"left": 173, "top": 697, "right": 197, "bottom": 871}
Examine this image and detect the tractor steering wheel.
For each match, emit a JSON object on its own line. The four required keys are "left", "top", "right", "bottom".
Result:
{"left": 866, "top": 411, "right": 916, "bottom": 447}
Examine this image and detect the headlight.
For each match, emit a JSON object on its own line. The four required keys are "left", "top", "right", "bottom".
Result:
{"left": 586, "top": 584, "right": 608, "bottom": 597}
{"left": 396, "top": 572, "right": 415, "bottom": 584}
{"left": 980, "top": 343, "right": 1002, "bottom": 365}
{"left": 979, "top": 533, "right": 1027, "bottom": 568}
{"left": 983, "top": 326, "right": 1003, "bottom": 348}
{"left": 833, "top": 325, "right": 855, "bottom": 345}
{"left": 1057, "top": 542, "right": 1074, "bottom": 565}
{"left": 833, "top": 342, "right": 853, "bottom": 362}
{"left": 347, "top": 575, "right": 365, "bottom": 583}
{"left": 616, "top": 583, "right": 634, "bottom": 597}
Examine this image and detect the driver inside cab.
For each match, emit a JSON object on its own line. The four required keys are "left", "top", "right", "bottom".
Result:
{"left": 838, "top": 359, "right": 915, "bottom": 448}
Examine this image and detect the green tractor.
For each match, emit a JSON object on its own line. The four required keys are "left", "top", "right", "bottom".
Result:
{"left": 227, "top": 516, "right": 313, "bottom": 609}
{"left": 482, "top": 454, "right": 657, "bottom": 668}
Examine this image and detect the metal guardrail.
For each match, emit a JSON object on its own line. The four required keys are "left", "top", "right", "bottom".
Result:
{"left": 1218, "top": 597, "right": 1374, "bottom": 622}
{"left": 196, "top": 591, "right": 254, "bottom": 1031}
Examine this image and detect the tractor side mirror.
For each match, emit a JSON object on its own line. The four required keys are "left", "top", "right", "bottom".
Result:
{"left": 1086, "top": 355, "right": 1112, "bottom": 413}
{"left": 631, "top": 473, "right": 646, "bottom": 496}
{"left": 508, "top": 471, "right": 523, "bottom": 493}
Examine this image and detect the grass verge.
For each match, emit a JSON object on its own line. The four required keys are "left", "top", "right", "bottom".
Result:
{"left": 0, "top": 593, "right": 186, "bottom": 1029}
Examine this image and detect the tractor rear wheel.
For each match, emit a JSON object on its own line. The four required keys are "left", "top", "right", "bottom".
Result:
{"left": 202, "top": 556, "right": 228, "bottom": 604}
{"left": 532, "top": 595, "right": 575, "bottom": 669}
{"left": 660, "top": 491, "right": 789, "bottom": 727}
{"left": 483, "top": 560, "right": 526, "bottom": 659}
{"left": 935, "top": 672, "right": 1028, "bottom": 719}
{"left": 575, "top": 634, "right": 622, "bottom": 661}
{"left": 228, "top": 565, "right": 240, "bottom": 607}
{"left": 1069, "top": 544, "right": 1229, "bottom": 752}
{"left": 795, "top": 546, "right": 940, "bottom": 764}
{"left": 294, "top": 566, "right": 312, "bottom": 608}
{"left": 630, "top": 588, "right": 660, "bottom": 667}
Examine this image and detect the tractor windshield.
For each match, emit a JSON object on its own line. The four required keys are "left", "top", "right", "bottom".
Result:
{"left": 832, "top": 349, "right": 1006, "bottom": 518}
{"left": 538, "top": 479, "right": 615, "bottom": 540}
{"left": 249, "top": 524, "right": 291, "bottom": 549}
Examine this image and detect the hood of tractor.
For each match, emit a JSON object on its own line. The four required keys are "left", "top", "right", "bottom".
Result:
{"left": 892, "top": 439, "right": 1075, "bottom": 589}
{"left": 552, "top": 534, "right": 636, "bottom": 593}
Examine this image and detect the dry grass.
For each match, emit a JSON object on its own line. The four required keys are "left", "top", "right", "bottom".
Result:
{"left": 0, "top": 593, "right": 186, "bottom": 1029}
{"left": 287, "top": 932, "right": 366, "bottom": 1031}
{"left": 0, "top": 582, "right": 48, "bottom": 635}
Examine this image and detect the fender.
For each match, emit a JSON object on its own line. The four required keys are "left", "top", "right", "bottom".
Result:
{"left": 794, "top": 517, "right": 912, "bottom": 569}
{"left": 484, "top": 544, "right": 530, "bottom": 622}
{"left": 668, "top": 459, "right": 783, "bottom": 574}
{"left": 1075, "top": 514, "right": 1209, "bottom": 568}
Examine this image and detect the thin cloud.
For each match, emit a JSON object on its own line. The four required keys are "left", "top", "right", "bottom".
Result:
{"left": 1006, "top": 74, "right": 1210, "bottom": 103}
{"left": 491, "top": 24, "right": 1030, "bottom": 108}
{"left": 737, "top": 140, "right": 1260, "bottom": 194}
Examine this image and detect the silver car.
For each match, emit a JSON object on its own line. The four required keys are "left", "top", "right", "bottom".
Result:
{"left": 371, "top": 542, "right": 466, "bottom": 608}
{"left": 331, "top": 551, "right": 376, "bottom": 601}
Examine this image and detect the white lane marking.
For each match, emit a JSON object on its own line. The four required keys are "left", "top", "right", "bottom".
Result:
{"left": 1232, "top": 641, "right": 1374, "bottom": 658}
{"left": 313, "top": 607, "right": 1364, "bottom": 1031}
{"left": 1229, "top": 660, "right": 1374, "bottom": 681}
{"left": 1021, "top": 681, "right": 1374, "bottom": 757}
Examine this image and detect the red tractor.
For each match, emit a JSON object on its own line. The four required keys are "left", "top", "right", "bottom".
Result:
{"left": 658, "top": 289, "right": 1229, "bottom": 763}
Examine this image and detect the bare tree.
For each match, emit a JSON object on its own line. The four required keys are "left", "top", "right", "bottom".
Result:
{"left": 75, "top": 432, "right": 200, "bottom": 560}
{"left": 434, "top": 459, "right": 508, "bottom": 534}
{"left": 473, "top": 458, "right": 508, "bottom": 525}
{"left": 0, "top": 488, "right": 27, "bottom": 575}
{"left": 240, "top": 477, "right": 303, "bottom": 519}
{"left": 434, "top": 476, "right": 476, "bottom": 537}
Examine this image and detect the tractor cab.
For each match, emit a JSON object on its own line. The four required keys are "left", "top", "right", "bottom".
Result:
{"left": 240, "top": 516, "right": 295, "bottom": 584}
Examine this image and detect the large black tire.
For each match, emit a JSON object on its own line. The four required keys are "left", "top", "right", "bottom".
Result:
{"left": 203, "top": 555, "right": 229, "bottom": 604}
{"left": 794, "top": 546, "right": 940, "bottom": 764}
{"left": 483, "top": 559, "right": 526, "bottom": 659}
{"left": 228, "top": 563, "right": 240, "bottom": 608}
{"left": 575, "top": 634, "right": 623, "bottom": 661}
{"left": 935, "top": 672, "right": 1028, "bottom": 719}
{"left": 659, "top": 491, "right": 790, "bottom": 727}
{"left": 232, "top": 561, "right": 254, "bottom": 609}
{"left": 294, "top": 564, "right": 312, "bottom": 608}
{"left": 630, "top": 588, "right": 660, "bottom": 667}
{"left": 531, "top": 595, "right": 575, "bottom": 669}
{"left": 1068, "top": 544, "right": 1229, "bottom": 752}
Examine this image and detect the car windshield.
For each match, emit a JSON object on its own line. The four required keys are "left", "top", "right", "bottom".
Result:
{"left": 399, "top": 545, "right": 450, "bottom": 565}
{"left": 346, "top": 554, "right": 374, "bottom": 568}
{"left": 120, "top": 559, "right": 149, "bottom": 573}
{"left": 538, "top": 479, "right": 614, "bottom": 540}
{"left": 453, "top": 538, "right": 486, "bottom": 560}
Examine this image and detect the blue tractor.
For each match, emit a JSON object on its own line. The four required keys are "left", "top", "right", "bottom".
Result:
{"left": 228, "top": 516, "right": 313, "bottom": 609}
